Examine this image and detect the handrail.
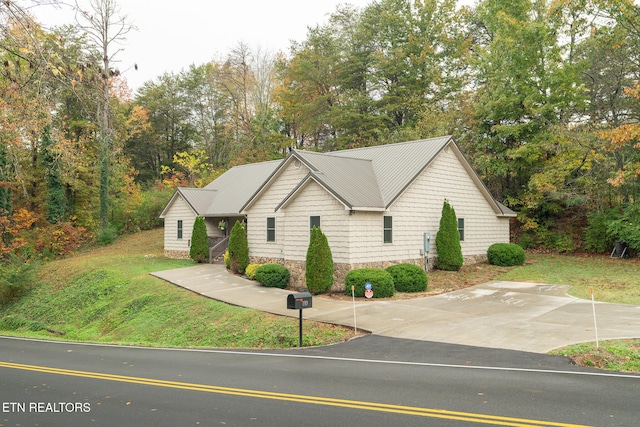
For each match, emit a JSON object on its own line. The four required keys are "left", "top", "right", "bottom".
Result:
{"left": 209, "top": 236, "right": 229, "bottom": 263}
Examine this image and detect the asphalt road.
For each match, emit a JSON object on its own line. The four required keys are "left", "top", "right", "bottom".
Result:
{"left": 0, "top": 335, "right": 638, "bottom": 427}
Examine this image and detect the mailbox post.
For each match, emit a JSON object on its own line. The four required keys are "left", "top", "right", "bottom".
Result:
{"left": 287, "top": 292, "right": 312, "bottom": 347}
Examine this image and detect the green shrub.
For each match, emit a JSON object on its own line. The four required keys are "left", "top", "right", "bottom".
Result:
{"left": 305, "top": 226, "right": 334, "bottom": 294}
{"left": 190, "top": 217, "right": 209, "bottom": 263}
{"left": 245, "top": 263, "right": 261, "bottom": 280}
{"left": 255, "top": 264, "right": 290, "bottom": 288}
{"left": 386, "top": 263, "right": 427, "bottom": 293}
{"left": 98, "top": 224, "right": 117, "bottom": 245}
{"left": 584, "top": 211, "right": 615, "bottom": 253}
{"left": 436, "top": 200, "right": 463, "bottom": 271}
{"left": 606, "top": 203, "right": 640, "bottom": 253}
{"left": 344, "top": 268, "right": 395, "bottom": 298}
{"left": 487, "top": 243, "right": 526, "bottom": 266}
{"left": 228, "top": 221, "right": 249, "bottom": 274}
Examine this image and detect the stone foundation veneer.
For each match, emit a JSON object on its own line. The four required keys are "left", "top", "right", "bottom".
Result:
{"left": 249, "top": 254, "right": 488, "bottom": 292}
{"left": 164, "top": 250, "right": 191, "bottom": 260}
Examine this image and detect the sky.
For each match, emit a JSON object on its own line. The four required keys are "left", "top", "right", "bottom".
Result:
{"left": 35, "top": 0, "right": 380, "bottom": 93}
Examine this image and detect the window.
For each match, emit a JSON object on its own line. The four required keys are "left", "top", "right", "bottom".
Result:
{"left": 177, "top": 220, "right": 183, "bottom": 239}
{"left": 383, "top": 216, "right": 393, "bottom": 244}
{"left": 310, "top": 216, "right": 320, "bottom": 231}
{"left": 266, "top": 217, "right": 276, "bottom": 242}
{"left": 458, "top": 218, "right": 465, "bottom": 241}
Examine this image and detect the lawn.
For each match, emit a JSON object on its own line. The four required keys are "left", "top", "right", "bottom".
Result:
{"left": 498, "top": 253, "right": 640, "bottom": 305}
{"left": 1, "top": 234, "right": 638, "bottom": 372}
{"left": 0, "top": 229, "right": 356, "bottom": 348}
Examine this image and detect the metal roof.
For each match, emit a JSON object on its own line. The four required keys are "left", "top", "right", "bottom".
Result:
{"left": 203, "top": 160, "right": 281, "bottom": 216}
{"left": 327, "top": 136, "right": 452, "bottom": 207}
{"left": 161, "top": 136, "right": 515, "bottom": 218}
{"left": 178, "top": 188, "right": 217, "bottom": 215}
{"left": 291, "top": 151, "right": 385, "bottom": 209}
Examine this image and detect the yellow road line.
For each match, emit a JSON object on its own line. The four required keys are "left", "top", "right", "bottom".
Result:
{"left": 0, "top": 361, "right": 592, "bottom": 427}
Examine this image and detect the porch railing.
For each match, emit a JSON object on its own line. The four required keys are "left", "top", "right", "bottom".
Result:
{"left": 209, "top": 236, "right": 229, "bottom": 263}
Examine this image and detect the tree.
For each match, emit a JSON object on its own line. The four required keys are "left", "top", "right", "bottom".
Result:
{"left": 468, "top": 0, "right": 578, "bottom": 201}
{"left": 436, "top": 200, "right": 463, "bottom": 271}
{"left": 40, "top": 126, "right": 67, "bottom": 224}
{"left": 0, "top": 143, "right": 11, "bottom": 217}
{"left": 305, "top": 226, "right": 334, "bottom": 294}
{"left": 228, "top": 220, "right": 248, "bottom": 274}
{"left": 76, "top": 0, "right": 134, "bottom": 233}
{"left": 190, "top": 216, "right": 209, "bottom": 263}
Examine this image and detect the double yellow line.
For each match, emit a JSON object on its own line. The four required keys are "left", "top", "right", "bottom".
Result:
{"left": 0, "top": 361, "right": 591, "bottom": 427}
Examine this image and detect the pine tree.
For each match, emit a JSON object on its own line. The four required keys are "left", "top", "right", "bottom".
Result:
{"left": 435, "top": 200, "right": 463, "bottom": 271}
{"left": 190, "top": 216, "right": 209, "bottom": 263}
{"left": 229, "top": 221, "right": 249, "bottom": 274}
{"left": 305, "top": 226, "right": 334, "bottom": 294}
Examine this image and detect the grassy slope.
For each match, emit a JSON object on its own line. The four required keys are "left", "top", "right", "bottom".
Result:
{"left": 0, "top": 229, "right": 355, "bottom": 348}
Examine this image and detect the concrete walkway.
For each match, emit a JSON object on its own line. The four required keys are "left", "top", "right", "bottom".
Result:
{"left": 151, "top": 264, "right": 640, "bottom": 353}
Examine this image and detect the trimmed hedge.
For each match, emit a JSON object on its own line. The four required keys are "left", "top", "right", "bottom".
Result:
{"left": 487, "top": 243, "right": 525, "bottom": 266}
{"left": 344, "top": 268, "right": 395, "bottom": 298}
{"left": 245, "top": 264, "right": 262, "bottom": 280}
{"left": 255, "top": 264, "right": 290, "bottom": 288}
{"left": 385, "top": 263, "right": 427, "bottom": 293}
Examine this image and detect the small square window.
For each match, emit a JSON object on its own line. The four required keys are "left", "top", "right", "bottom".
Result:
{"left": 458, "top": 218, "right": 465, "bottom": 241}
{"left": 310, "top": 216, "right": 320, "bottom": 231}
{"left": 177, "top": 220, "right": 183, "bottom": 239}
{"left": 383, "top": 216, "right": 393, "bottom": 244}
{"left": 266, "top": 217, "right": 276, "bottom": 242}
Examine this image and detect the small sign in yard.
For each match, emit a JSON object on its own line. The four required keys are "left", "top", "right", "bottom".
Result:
{"left": 365, "top": 282, "right": 373, "bottom": 299}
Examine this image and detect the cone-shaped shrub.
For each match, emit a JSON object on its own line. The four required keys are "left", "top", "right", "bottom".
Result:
{"left": 229, "top": 221, "right": 249, "bottom": 274}
{"left": 305, "top": 226, "right": 334, "bottom": 294}
{"left": 190, "top": 217, "right": 209, "bottom": 263}
{"left": 436, "top": 200, "right": 463, "bottom": 271}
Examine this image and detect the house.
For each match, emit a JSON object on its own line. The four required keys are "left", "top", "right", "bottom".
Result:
{"left": 159, "top": 136, "right": 516, "bottom": 289}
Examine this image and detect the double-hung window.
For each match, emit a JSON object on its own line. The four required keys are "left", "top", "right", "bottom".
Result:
{"left": 266, "top": 217, "right": 276, "bottom": 242}
{"left": 458, "top": 218, "right": 465, "bottom": 241}
{"left": 383, "top": 216, "right": 393, "bottom": 244}
{"left": 177, "top": 220, "right": 183, "bottom": 239}
{"left": 310, "top": 216, "right": 320, "bottom": 231}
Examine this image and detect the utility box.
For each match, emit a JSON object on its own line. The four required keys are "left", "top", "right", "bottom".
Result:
{"left": 287, "top": 292, "right": 313, "bottom": 310}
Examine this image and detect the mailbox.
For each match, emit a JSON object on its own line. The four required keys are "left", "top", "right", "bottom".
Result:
{"left": 287, "top": 292, "right": 312, "bottom": 310}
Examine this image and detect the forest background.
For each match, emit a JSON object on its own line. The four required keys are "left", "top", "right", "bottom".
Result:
{"left": 1, "top": 0, "right": 639, "bottom": 274}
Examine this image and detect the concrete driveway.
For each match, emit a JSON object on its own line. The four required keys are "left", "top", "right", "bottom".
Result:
{"left": 151, "top": 264, "right": 640, "bottom": 353}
